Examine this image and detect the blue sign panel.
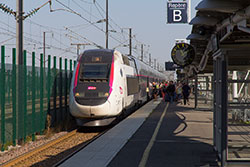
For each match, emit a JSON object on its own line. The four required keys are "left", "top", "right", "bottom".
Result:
{"left": 167, "top": 2, "right": 188, "bottom": 24}
{"left": 165, "top": 62, "right": 176, "bottom": 71}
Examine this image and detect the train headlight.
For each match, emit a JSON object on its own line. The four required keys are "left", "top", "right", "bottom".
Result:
{"left": 75, "top": 92, "right": 85, "bottom": 97}
{"left": 98, "top": 92, "right": 109, "bottom": 97}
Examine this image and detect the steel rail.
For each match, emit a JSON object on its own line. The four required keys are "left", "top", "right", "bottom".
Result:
{"left": 53, "top": 129, "right": 108, "bottom": 167}
{"left": 1, "top": 129, "right": 78, "bottom": 167}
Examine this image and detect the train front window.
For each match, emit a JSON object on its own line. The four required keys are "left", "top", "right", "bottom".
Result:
{"left": 79, "top": 64, "right": 110, "bottom": 79}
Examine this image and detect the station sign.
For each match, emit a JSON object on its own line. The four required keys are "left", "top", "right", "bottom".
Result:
{"left": 167, "top": 1, "right": 189, "bottom": 24}
{"left": 165, "top": 62, "right": 178, "bottom": 71}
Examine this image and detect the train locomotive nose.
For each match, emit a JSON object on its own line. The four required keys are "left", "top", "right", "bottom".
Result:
{"left": 90, "top": 100, "right": 111, "bottom": 117}
{"left": 70, "top": 98, "right": 91, "bottom": 118}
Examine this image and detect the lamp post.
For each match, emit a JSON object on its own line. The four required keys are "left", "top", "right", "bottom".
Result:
{"left": 106, "top": 0, "right": 108, "bottom": 49}
{"left": 42, "top": 31, "right": 53, "bottom": 68}
{"left": 121, "top": 28, "right": 132, "bottom": 56}
{"left": 141, "top": 44, "right": 143, "bottom": 61}
{"left": 17, "top": 0, "right": 23, "bottom": 65}
{"left": 129, "top": 28, "right": 132, "bottom": 55}
{"left": 94, "top": 0, "right": 108, "bottom": 48}
{"left": 149, "top": 53, "right": 151, "bottom": 67}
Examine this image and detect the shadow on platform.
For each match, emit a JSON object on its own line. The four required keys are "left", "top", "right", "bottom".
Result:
{"left": 109, "top": 102, "right": 219, "bottom": 167}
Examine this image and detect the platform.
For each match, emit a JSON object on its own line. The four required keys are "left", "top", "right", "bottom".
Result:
{"left": 59, "top": 99, "right": 219, "bottom": 167}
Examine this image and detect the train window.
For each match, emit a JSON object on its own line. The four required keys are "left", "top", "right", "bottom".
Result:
{"left": 79, "top": 64, "right": 110, "bottom": 80}
{"left": 127, "top": 77, "right": 139, "bottom": 95}
{"left": 129, "top": 59, "right": 136, "bottom": 68}
{"left": 122, "top": 55, "right": 130, "bottom": 65}
{"left": 120, "top": 69, "right": 123, "bottom": 77}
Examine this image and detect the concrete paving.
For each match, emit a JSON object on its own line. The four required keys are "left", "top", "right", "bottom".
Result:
{"left": 108, "top": 101, "right": 219, "bottom": 167}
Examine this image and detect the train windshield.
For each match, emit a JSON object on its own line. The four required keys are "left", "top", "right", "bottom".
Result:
{"left": 79, "top": 64, "right": 110, "bottom": 79}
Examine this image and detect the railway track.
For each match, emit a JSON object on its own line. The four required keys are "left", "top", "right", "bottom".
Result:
{"left": 1, "top": 127, "right": 107, "bottom": 167}
{"left": 1, "top": 101, "right": 145, "bottom": 167}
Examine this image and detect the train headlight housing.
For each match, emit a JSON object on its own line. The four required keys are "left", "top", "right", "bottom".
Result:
{"left": 98, "top": 92, "right": 109, "bottom": 97}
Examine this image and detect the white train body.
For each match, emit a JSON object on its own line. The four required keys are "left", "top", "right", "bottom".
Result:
{"left": 69, "top": 49, "right": 166, "bottom": 126}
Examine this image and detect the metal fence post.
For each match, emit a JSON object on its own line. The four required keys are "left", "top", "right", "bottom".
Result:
{"left": 7, "top": 71, "right": 11, "bottom": 104}
{"left": 59, "top": 57, "right": 63, "bottom": 121}
{"left": 47, "top": 55, "right": 51, "bottom": 129}
{"left": 74, "top": 60, "right": 76, "bottom": 68}
{"left": 40, "top": 54, "right": 44, "bottom": 134}
{"left": 23, "top": 50, "right": 27, "bottom": 142}
{"left": 1, "top": 46, "right": 6, "bottom": 151}
{"left": 32, "top": 52, "right": 36, "bottom": 141}
{"left": 53, "top": 56, "right": 57, "bottom": 125}
{"left": 70, "top": 60, "right": 72, "bottom": 89}
{"left": 12, "top": 48, "right": 17, "bottom": 146}
{"left": 64, "top": 59, "right": 68, "bottom": 115}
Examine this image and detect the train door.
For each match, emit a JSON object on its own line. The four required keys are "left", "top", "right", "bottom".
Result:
{"left": 147, "top": 76, "right": 150, "bottom": 100}
{"left": 129, "top": 58, "right": 140, "bottom": 102}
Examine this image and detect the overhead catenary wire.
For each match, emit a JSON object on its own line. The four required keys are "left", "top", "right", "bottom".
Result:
{"left": 0, "top": 0, "right": 147, "bottom": 50}
{"left": 65, "top": 27, "right": 103, "bottom": 49}
{"left": 54, "top": 0, "right": 124, "bottom": 45}
{"left": 0, "top": 15, "right": 77, "bottom": 56}
{"left": 77, "top": 0, "right": 93, "bottom": 5}
{"left": 52, "top": 0, "right": 147, "bottom": 55}
{"left": 93, "top": 0, "right": 146, "bottom": 46}
{"left": 57, "top": 0, "right": 134, "bottom": 47}
{"left": 93, "top": 0, "right": 104, "bottom": 18}
{"left": 0, "top": 25, "right": 76, "bottom": 58}
{"left": 0, "top": 0, "right": 151, "bottom": 63}
{"left": 0, "top": 37, "right": 15, "bottom": 44}
{"left": 94, "top": 1, "right": 123, "bottom": 32}
{"left": 71, "top": 0, "right": 100, "bottom": 21}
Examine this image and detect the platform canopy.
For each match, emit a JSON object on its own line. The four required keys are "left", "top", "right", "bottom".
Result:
{"left": 185, "top": 0, "right": 250, "bottom": 77}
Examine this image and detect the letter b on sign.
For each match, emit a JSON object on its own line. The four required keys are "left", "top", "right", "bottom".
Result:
{"left": 173, "top": 10, "right": 182, "bottom": 22}
{"left": 167, "top": 2, "right": 188, "bottom": 24}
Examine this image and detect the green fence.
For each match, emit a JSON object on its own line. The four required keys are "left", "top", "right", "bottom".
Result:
{"left": 0, "top": 46, "right": 76, "bottom": 151}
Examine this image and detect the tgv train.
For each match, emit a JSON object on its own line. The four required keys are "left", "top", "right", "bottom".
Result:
{"left": 69, "top": 49, "right": 166, "bottom": 126}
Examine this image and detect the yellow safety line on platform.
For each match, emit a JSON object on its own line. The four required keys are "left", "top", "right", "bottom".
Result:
{"left": 139, "top": 103, "right": 169, "bottom": 167}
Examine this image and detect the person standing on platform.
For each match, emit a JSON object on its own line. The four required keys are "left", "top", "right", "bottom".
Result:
{"left": 176, "top": 82, "right": 182, "bottom": 103}
{"left": 182, "top": 82, "right": 191, "bottom": 105}
{"left": 166, "top": 81, "right": 175, "bottom": 103}
{"left": 152, "top": 82, "right": 158, "bottom": 100}
{"left": 163, "top": 84, "right": 168, "bottom": 102}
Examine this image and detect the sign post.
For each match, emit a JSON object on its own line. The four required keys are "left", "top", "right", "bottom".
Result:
{"left": 167, "top": 0, "right": 190, "bottom": 24}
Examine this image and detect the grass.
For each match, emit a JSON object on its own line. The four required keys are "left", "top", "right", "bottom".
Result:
{"left": 0, "top": 141, "right": 13, "bottom": 151}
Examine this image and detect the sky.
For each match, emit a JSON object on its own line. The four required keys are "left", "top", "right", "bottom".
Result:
{"left": 0, "top": 0, "right": 201, "bottom": 68}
